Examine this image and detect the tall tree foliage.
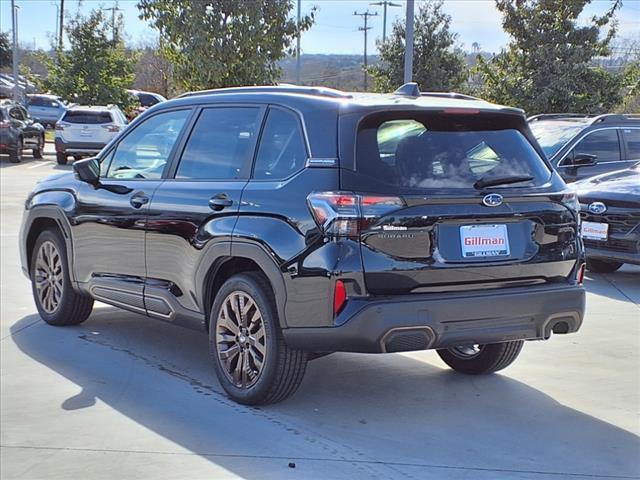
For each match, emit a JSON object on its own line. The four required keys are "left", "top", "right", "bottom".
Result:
{"left": 41, "top": 10, "right": 136, "bottom": 109}
{"left": 475, "top": 0, "right": 624, "bottom": 114}
{"left": 138, "top": 0, "right": 315, "bottom": 91}
{"left": 368, "top": 0, "right": 468, "bottom": 92}
{"left": 0, "top": 32, "right": 11, "bottom": 69}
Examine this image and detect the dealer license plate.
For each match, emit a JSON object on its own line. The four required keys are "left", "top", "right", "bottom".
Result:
{"left": 460, "top": 224, "right": 510, "bottom": 258}
{"left": 581, "top": 221, "right": 608, "bottom": 241}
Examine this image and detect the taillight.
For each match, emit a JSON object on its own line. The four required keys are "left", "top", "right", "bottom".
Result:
{"left": 577, "top": 263, "right": 586, "bottom": 284}
{"left": 55, "top": 122, "right": 65, "bottom": 130}
{"left": 307, "top": 191, "right": 405, "bottom": 238}
{"left": 102, "top": 124, "right": 120, "bottom": 133}
{"left": 0, "top": 120, "right": 10, "bottom": 129}
{"left": 333, "top": 279, "right": 347, "bottom": 315}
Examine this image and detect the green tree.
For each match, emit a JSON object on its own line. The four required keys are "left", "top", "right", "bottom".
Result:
{"left": 0, "top": 31, "right": 11, "bottom": 69}
{"left": 42, "top": 10, "right": 136, "bottom": 109}
{"left": 617, "top": 61, "right": 640, "bottom": 113}
{"left": 138, "top": 0, "right": 315, "bottom": 91}
{"left": 368, "top": 0, "right": 468, "bottom": 93}
{"left": 475, "top": 0, "right": 623, "bottom": 114}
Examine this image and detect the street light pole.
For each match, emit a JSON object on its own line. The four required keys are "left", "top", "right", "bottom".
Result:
{"left": 403, "top": 0, "right": 414, "bottom": 84}
{"left": 296, "top": 0, "right": 301, "bottom": 84}
{"left": 59, "top": 0, "right": 64, "bottom": 50}
{"left": 11, "top": 0, "right": 20, "bottom": 102}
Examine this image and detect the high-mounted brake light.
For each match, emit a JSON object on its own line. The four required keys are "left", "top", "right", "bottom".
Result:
{"left": 442, "top": 108, "right": 480, "bottom": 114}
{"left": 307, "top": 192, "right": 405, "bottom": 237}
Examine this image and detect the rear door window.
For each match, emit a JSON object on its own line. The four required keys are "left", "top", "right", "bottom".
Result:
{"left": 175, "top": 107, "right": 261, "bottom": 179}
{"left": 572, "top": 129, "right": 621, "bottom": 163}
{"left": 63, "top": 111, "right": 112, "bottom": 124}
{"left": 352, "top": 113, "right": 551, "bottom": 192}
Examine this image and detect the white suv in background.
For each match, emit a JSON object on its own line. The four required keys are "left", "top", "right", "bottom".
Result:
{"left": 54, "top": 105, "right": 128, "bottom": 165}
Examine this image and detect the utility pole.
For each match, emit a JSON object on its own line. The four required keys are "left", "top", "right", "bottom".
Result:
{"left": 369, "top": 1, "right": 401, "bottom": 42}
{"left": 105, "top": 2, "right": 123, "bottom": 44}
{"left": 403, "top": 0, "right": 414, "bottom": 84}
{"left": 11, "top": 0, "right": 20, "bottom": 102}
{"left": 353, "top": 9, "right": 378, "bottom": 91}
{"left": 295, "top": 0, "right": 301, "bottom": 84}
{"left": 58, "top": 0, "right": 64, "bottom": 50}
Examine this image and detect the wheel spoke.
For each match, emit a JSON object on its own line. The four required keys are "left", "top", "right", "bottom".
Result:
{"left": 34, "top": 241, "right": 64, "bottom": 314}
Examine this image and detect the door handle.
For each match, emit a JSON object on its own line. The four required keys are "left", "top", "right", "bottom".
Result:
{"left": 209, "top": 194, "right": 233, "bottom": 211}
{"left": 130, "top": 193, "right": 150, "bottom": 209}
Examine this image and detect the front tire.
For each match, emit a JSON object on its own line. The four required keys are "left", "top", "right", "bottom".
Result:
{"left": 56, "top": 152, "right": 68, "bottom": 165}
{"left": 209, "top": 272, "right": 307, "bottom": 405}
{"left": 437, "top": 341, "right": 524, "bottom": 375}
{"left": 9, "top": 138, "right": 22, "bottom": 163}
{"left": 586, "top": 258, "right": 622, "bottom": 273}
{"left": 30, "top": 229, "right": 93, "bottom": 326}
{"left": 33, "top": 135, "right": 44, "bottom": 159}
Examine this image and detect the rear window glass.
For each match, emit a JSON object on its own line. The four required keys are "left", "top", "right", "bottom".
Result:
{"left": 353, "top": 113, "right": 551, "bottom": 192}
{"left": 62, "top": 110, "right": 112, "bottom": 124}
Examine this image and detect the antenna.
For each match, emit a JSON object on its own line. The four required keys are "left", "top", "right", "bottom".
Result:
{"left": 353, "top": 9, "right": 378, "bottom": 91}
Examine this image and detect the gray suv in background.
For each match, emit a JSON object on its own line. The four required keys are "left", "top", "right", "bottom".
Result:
{"left": 529, "top": 114, "right": 640, "bottom": 182}
{"left": 26, "top": 94, "right": 68, "bottom": 128}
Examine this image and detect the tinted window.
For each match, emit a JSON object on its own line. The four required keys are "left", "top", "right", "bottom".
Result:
{"left": 106, "top": 109, "right": 190, "bottom": 180}
{"left": 9, "top": 107, "right": 25, "bottom": 121}
{"left": 529, "top": 120, "right": 585, "bottom": 158}
{"left": 354, "top": 115, "right": 550, "bottom": 192}
{"left": 63, "top": 110, "right": 112, "bottom": 124}
{"left": 623, "top": 129, "right": 640, "bottom": 159}
{"left": 28, "top": 96, "right": 60, "bottom": 108}
{"left": 573, "top": 129, "right": 620, "bottom": 163}
{"left": 176, "top": 107, "right": 261, "bottom": 179}
{"left": 138, "top": 93, "right": 159, "bottom": 107}
{"left": 253, "top": 108, "right": 307, "bottom": 180}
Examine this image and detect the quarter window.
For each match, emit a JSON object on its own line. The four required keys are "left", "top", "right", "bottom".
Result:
{"left": 175, "top": 107, "right": 261, "bottom": 179}
{"left": 623, "top": 129, "right": 640, "bottom": 160}
{"left": 573, "top": 129, "right": 620, "bottom": 163}
{"left": 253, "top": 108, "right": 307, "bottom": 180}
{"left": 105, "top": 109, "right": 190, "bottom": 180}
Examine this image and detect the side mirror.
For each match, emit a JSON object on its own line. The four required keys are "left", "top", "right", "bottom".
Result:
{"left": 570, "top": 153, "right": 598, "bottom": 168}
{"left": 73, "top": 157, "right": 100, "bottom": 185}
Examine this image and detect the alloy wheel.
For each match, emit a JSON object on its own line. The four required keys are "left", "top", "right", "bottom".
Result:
{"left": 215, "top": 291, "right": 267, "bottom": 389}
{"left": 34, "top": 241, "right": 64, "bottom": 313}
{"left": 448, "top": 344, "right": 484, "bottom": 359}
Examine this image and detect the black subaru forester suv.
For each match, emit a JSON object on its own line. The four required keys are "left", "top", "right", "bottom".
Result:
{"left": 19, "top": 84, "right": 586, "bottom": 405}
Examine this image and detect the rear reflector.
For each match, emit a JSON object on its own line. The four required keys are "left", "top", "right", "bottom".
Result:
{"left": 577, "top": 263, "right": 586, "bottom": 284}
{"left": 334, "top": 279, "right": 347, "bottom": 315}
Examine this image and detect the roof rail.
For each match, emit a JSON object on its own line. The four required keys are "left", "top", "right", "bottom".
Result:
{"left": 421, "top": 92, "right": 480, "bottom": 101}
{"left": 590, "top": 113, "right": 640, "bottom": 125}
{"left": 176, "top": 85, "right": 353, "bottom": 100}
{"left": 527, "top": 113, "right": 593, "bottom": 122}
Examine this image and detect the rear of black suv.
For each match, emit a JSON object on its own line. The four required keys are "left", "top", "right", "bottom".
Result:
{"left": 283, "top": 105, "right": 585, "bottom": 371}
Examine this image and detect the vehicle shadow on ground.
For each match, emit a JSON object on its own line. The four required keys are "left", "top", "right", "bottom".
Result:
{"left": 0, "top": 153, "right": 47, "bottom": 168}
{"left": 8, "top": 309, "right": 640, "bottom": 479}
{"left": 583, "top": 265, "right": 640, "bottom": 304}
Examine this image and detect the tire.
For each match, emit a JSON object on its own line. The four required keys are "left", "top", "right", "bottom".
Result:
{"left": 56, "top": 152, "right": 68, "bottom": 165}
{"left": 437, "top": 341, "right": 524, "bottom": 375}
{"left": 33, "top": 135, "right": 44, "bottom": 159}
{"left": 586, "top": 258, "right": 623, "bottom": 273}
{"left": 209, "top": 272, "right": 307, "bottom": 405}
{"left": 9, "top": 138, "right": 22, "bottom": 163}
{"left": 30, "top": 229, "right": 93, "bottom": 326}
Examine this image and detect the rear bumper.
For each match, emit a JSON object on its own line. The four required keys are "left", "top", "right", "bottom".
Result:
{"left": 282, "top": 284, "right": 585, "bottom": 353}
{"left": 586, "top": 246, "right": 640, "bottom": 265}
{"left": 55, "top": 137, "right": 105, "bottom": 155}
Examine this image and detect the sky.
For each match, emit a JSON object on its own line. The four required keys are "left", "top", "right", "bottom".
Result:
{"left": 1, "top": 0, "right": 639, "bottom": 55}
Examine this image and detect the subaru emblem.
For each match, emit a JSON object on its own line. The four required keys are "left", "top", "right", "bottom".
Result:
{"left": 588, "top": 201, "right": 607, "bottom": 214}
{"left": 482, "top": 193, "right": 503, "bottom": 207}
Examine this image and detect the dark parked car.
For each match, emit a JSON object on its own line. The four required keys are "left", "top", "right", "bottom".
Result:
{"left": 0, "top": 100, "right": 45, "bottom": 163}
{"left": 19, "top": 84, "right": 586, "bottom": 405}
{"left": 572, "top": 162, "right": 640, "bottom": 272}
{"left": 529, "top": 114, "right": 640, "bottom": 182}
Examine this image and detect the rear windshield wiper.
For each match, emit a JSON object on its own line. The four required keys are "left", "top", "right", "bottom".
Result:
{"left": 473, "top": 174, "right": 534, "bottom": 190}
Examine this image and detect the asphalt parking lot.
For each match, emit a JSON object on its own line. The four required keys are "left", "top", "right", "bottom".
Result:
{"left": 1, "top": 147, "right": 639, "bottom": 480}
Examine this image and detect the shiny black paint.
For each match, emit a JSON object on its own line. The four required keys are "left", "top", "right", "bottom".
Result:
{"left": 19, "top": 90, "right": 584, "bottom": 345}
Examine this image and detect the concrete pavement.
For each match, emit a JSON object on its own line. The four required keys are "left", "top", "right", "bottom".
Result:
{"left": 1, "top": 149, "right": 639, "bottom": 479}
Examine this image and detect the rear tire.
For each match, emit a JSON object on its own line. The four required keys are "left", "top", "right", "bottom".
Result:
{"left": 437, "top": 341, "right": 524, "bottom": 375}
{"left": 9, "top": 138, "right": 22, "bottom": 163}
{"left": 56, "top": 152, "right": 68, "bottom": 165}
{"left": 30, "top": 229, "right": 93, "bottom": 326}
{"left": 33, "top": 135, "right": 44, "bottom": 159}
{"left": 586, "top": 258, "right": 622, "bottom": 273}
{"left": 209, "top": 272, "right": 307, "bottom": 405}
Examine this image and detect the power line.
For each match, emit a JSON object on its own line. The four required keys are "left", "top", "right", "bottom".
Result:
{"left": 353, "top": 9, "right": 378, "bottom": 91}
